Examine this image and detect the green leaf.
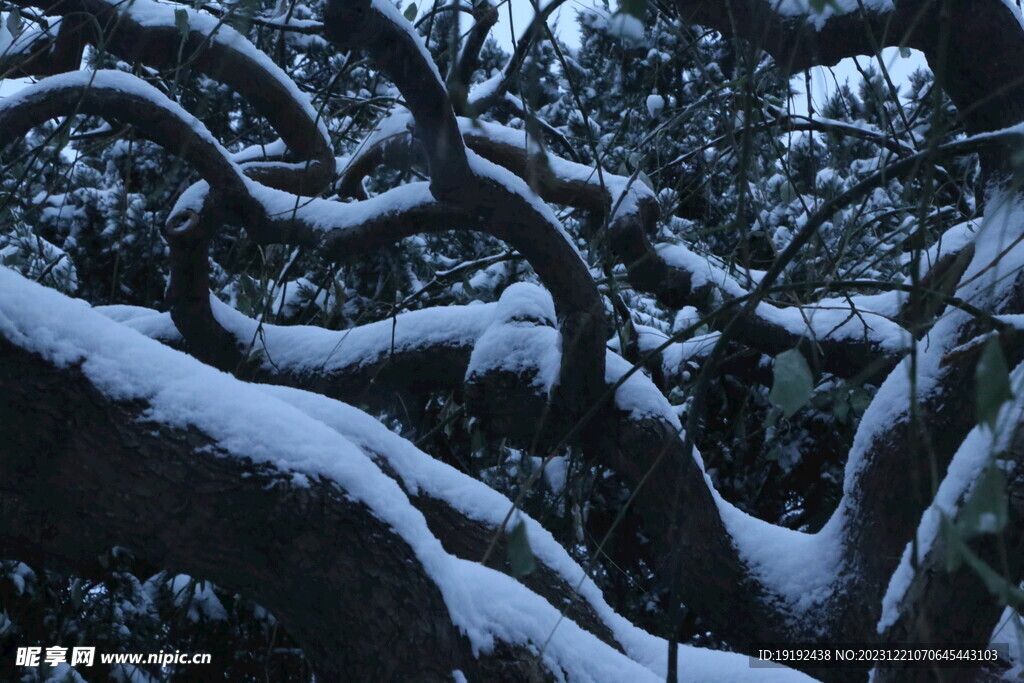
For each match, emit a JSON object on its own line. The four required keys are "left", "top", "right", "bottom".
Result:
{"left": 849, "top": 386, "right": 873, "bottom": 414}
{"left": 6, "top": 8, "right": 22, "bottom": 36}
{"left": 618, "top": 0, "right": 647, "bottom": 19}
{"left": 769, "top": 349, "right": 813, "bottom": 418}
{"left": 976, "top": 335, "right": 1013, "bottom": 430}
{"left": 470, "top": 425, "right": 486, "bottom": 454}
{"left": 942, "top": 516, "right": 1024, "bottom": 608}
{"left": 956, "top": 464, "right": 1008, "bottom": 538}
{"left": 778, "top": 180, "right": 797, "bottom": 203}
{"left": 174, "top": 8, "right": 190, "bottom": 41}
{"left": 403, "top": 2, "right": 417, "bottom": 22}
{"left": 833, "top": 392, "right": 850, "bottom": 423}
{"left": 506, "top": 520, "right": 536, "bottom": 578}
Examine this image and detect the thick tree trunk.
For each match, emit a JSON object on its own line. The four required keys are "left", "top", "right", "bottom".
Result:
{"left": 0, "top": 331, "right": 616, "bottom": 680}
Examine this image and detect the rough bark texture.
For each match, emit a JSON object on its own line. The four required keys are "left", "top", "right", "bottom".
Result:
{"left": 0, "top": 337, "right": 459, "bottom": 680}
{"left": 4, "top": 0, "right": 1024, "bottom": 679}
{"left": 0, "top": 334, "right": 611, "bottom": 680}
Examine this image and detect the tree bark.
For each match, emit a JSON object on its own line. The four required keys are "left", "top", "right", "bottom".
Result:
{"left": 0, "top": 331, "right": 619, "bottom": 680}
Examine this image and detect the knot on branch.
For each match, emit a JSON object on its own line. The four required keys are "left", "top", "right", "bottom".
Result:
{"left": 321, "top": 0, "right": 377, "bottom": 47}
{"left": 165, "top": 208, "right": 200, "bottom": 238}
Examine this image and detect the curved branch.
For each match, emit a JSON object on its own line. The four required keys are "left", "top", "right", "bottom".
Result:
{"left": 322, "top": 0, "right": 606, "bottom": 422}
{"left": 670, "top": 0, "right": 914, "bottom": 74}
{"left": 351, "top": 117, "right": 917, "bottom": 378}
{"left": 467, "top": 0, "right": 570, "bottom": 112}
{"left": 322, "top": 0, "right": 470, "bottom": 192}
{"left": 457, "top": 134, "right": 894, "bottom": 378}
{"left": 117, "top": 274, "right": 837, "bottom": 658}
{"left": 0, "top": 14, "right": 88, "bottom": 78}
{"left": 0, "top": 302, "right": 473, "bottom": 682}
{"left": 212, "top": 297, "right": 494, "bottom": 410}
{"left": 0, "top": 69, "right": 603, "bottom": 415}
{"left": 671, "top": 0, "right": 1024, "bottom": 171}
{"left": 331, "top": 114, "right": 1021, "bottom": 388}
{"left": 0, "top": 266, "right": 673, "bottom": 682}
{"left": 18, "top": 0, "right": 335, "bottom": 194}
{"left": 448, "top": 0, "right": 499, "bottom": 114}
{"left": 814, "top": 194, "right": 1024, "bottom": 647}
{"left": 874, "top": 423, "right": 1024, "bottom": 682}
{"left": 0, "top": 71, "right": 252, "bottom": 204}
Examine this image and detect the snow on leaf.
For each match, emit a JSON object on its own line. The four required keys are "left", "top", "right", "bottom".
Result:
{"left": 608, "top": 12, "right": 645, "bottom": 44}
{"left": 645, "top": 93, "right": 664, "bottom": 118}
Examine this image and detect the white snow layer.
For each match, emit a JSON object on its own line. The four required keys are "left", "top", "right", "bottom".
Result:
{"left": 0, "top": 69, "right": 224, "bottom": 149}
{"left": 877, "top": 353, "right": 1024, "bottom": 633}
{"left": 664, "top": 194, "right": 1024, "bottom": 627}
{"left": 458, "top": 117, "right": 655, "bottom": 223}
{"left": 211, "top": 296, "right": 495, "bottom": 374}
{"left": 466, "top": 150, "right": 583, "bottom": 257}
{"left": 874, "top": 193, "right": 1024, "bottom": 632}
{"left": 829, "top": 192, "right": 1024, "bottom": 631}
{"left": 0, "top": 266, "right": 814, "bottom": 681}
{"left": 657, "top": 243, "right": 909, "bottom": 351}
{"left": 466, "top": 283, "right": 562, "bottom": 391}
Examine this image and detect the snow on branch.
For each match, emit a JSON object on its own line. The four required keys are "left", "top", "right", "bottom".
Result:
{"left": 16, "top": 0, "right": 334, "bottom": 194}
{"left": 362, "top": 115, "right": 917, "bottom": 378}
{"left": 0, "top": 67, "right": 601, "bottom": 407}
{"left": 670, "top": 0, "right": 1024, "bottom": 156}
{"left": 0, "top": 69, "right": 253, "bottom": 206}
{"left": 465, "top": 0, "right": 569, "bottom": 113}
{"left": 212, "top": 296, "right": 496, "bottom": 409}
{"left": 323, "top": 0, "right": 468, "bottom": 192}
{"left": 0, "top": 265, "right": 815, "bottom": 682}
{"left": 876, "top": 362, "right": 1024, "bottom": 661}
{"left": 0, "top": 13, "right": 85, "bottom": 78}
{"left": 337, "top": 111, "right": 981, "bottom": 383}
{"left": 321, "top": 0, "right": 607, "bottom": 422}
{"left": 105, "top": 270, "right": 805, "bottom": 648}
{"left": 798, "top": 192, "right": 1024, "bottom": 642}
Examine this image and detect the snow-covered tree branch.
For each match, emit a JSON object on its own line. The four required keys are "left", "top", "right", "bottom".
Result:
{"left": 2, "top": 0, "right": 1024, "bottom": 680}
